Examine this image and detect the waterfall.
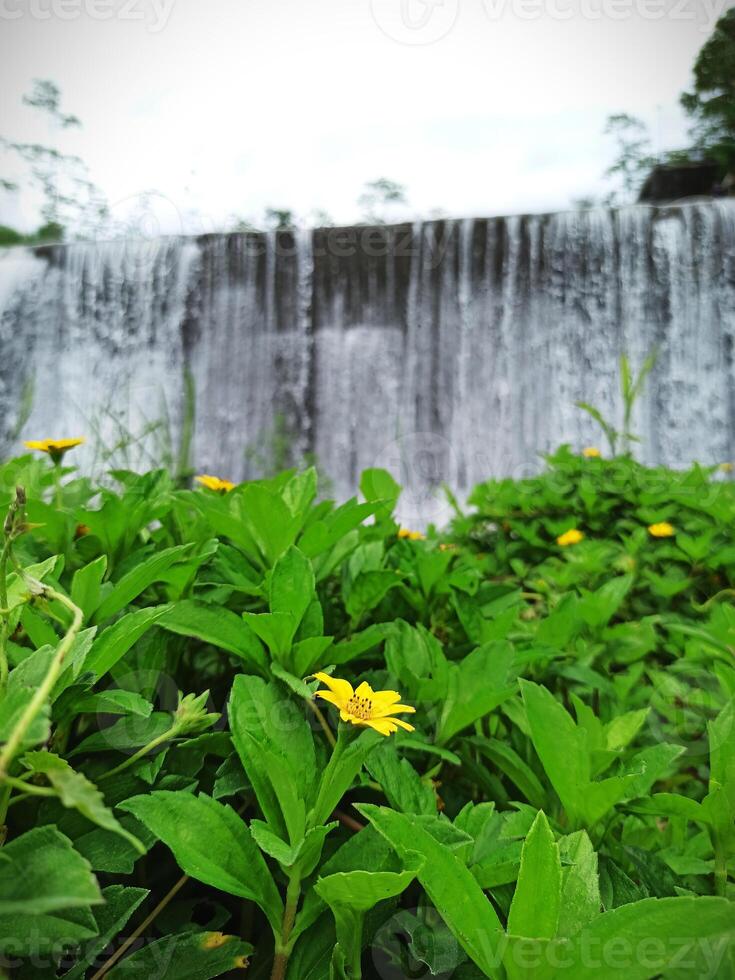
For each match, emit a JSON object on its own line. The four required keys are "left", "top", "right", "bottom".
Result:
{"left": 1, "top": 200, "right": 734, "bottom": 524}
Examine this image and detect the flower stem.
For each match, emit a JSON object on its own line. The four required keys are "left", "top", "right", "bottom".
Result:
{"left": 0, "top": 585, "right": 83, "bottom": 781}
{"left": 714, "top": 836, "right": 728, "bottom": 897}
{"left": 0, "top": 538, "right": 11, "bottom": 695}
{"left": 270, "top": 872, "right": 301, "bottom": 980}
{"left": 0, "top": 489, "right": 25, "bottom": 695}
{"left": 89, "top": 874, "right": 189, "bottom": 980}
{"left": 306, "top": 697, "right": 336, "bottom": 747}
{"left": 53, "top": 462, "right": 63, "bottom": 510}
{"left": 98, "top": 726, "right": 180, "bottom": 781}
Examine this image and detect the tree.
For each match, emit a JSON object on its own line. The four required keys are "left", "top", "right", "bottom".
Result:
{"left": 680, "top": 9, "right": 735, "bottom": 174}
{"left": 357, "top": 177, "right": 407, "bottom": 224}
{"left": 0, "top": 79, "right": 108, "bottom": 241}
{"left": 603, "top": 114, "right": 657, "bottom": 203}
{"left": 263, "top": 208, "right": 295, "bottom": 231}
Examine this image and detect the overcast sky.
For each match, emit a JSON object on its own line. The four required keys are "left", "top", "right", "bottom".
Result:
{"left": 0, "top": 0, "right": 725, "bottom": 234}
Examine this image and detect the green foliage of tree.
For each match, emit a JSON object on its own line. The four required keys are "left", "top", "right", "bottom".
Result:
{"left": 357, "top": 177, "right": 407, "bottom": 224}
{"left": 603, "top": 114, "right": 657, "bottom": 203}
{"left": 681, "top": 8, "right": 735, "bottom": 174}
{"left": 0, "top": 79, "right": 108, "bottom": 241}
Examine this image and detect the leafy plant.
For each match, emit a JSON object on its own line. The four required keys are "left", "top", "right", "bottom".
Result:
{"left": 0, "top": 441, "right": 732, "bottom": 979}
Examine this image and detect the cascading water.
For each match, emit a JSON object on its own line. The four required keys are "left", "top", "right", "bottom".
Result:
{"left": 1, "top": 200, "right": 734, "bottom": 524}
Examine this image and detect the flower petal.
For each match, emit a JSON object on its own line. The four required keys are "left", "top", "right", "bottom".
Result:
{"left": 372, "top": 702, "right": 416, "bottom": 718}
{"left": 354, "top": 680, "right": 375, "bottom": 700}
{"left": 384, "top": 716, "right": 415, "bottom": 732}
{"left": 314, "top": 672, "right": 354, "bottom": 704}
{"left": 370, "top": 690, "right": 403, "bottom": 708}
{"left": 366, "top": 718, "right": 398, "bottom": 736}
{"left": 315, "top": 691, "right": 346, "bottom": 710}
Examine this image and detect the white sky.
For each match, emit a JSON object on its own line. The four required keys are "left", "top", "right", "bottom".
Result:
{"left": 0, "top": 0, "right": 726, "bottom": 233}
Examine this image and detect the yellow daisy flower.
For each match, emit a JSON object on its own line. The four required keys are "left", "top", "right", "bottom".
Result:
{"left": 314, "top": 672, "right": 416, "bottom": 737}
{"left": 397, "top": 527, "right": 425, "bottom": 541}
{"left": 648, "top": 522, "right": 675, "bottom": 538}
{"left": 557, "top": 528, "right": 584, "bottom": 547}
{"left": 720, "top": 462, "right": 733, "bottom": 474}
{"left": 195, "top": 474, "right": 235, "bottom": 493}
{"left": 582, "top": 447, "right": 601, "bottom": 458}
{"left": 24, "top": 437, "right": 85, "bottom": 464}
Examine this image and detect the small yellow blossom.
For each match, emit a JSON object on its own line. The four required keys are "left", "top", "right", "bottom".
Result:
{"left": 438, "top": 542, "right": 458, "bottom": 552}
{"left": 557, "top": 528, "right": 584, "bottom": 547}
{"left": 398, "top": 527, "right": 425, "bottom": 541}
{"left": 314, "top": 672, "right": 416, "bottom": 737}
{"left": 196, "top": 474, "right": 235, "bottom": 493}
{"left": 582, "top": 447, "right": 601, "bottom": 458}
{"left": 720, "top": 462, "right": 733, "bottom": 473}
{"left": 25, "top": 437, "right": 85, "bottom": 464}
{"left": 648, "top": 522, "right": 675, "bottom": 538}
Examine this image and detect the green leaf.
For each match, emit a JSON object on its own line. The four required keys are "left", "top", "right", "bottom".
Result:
{"left": 21, "top": 752, "right": 145, "bottom": 852}
{"left": 439, "top": 641, "right": 516, "bottom": 742}
{"left": 118, "top": 791, "right": 283, "bottom": 931}
{"left": 94, "top": 545, "right": 192, "bottom": 621}
{"left": 365, "top": 741, "right": 436, "bottom": 815}
{"left": 555, "top": 897, "right": 735, "bottom": 979}
{"left": 70, "top": 554, "right": 108, "bottom": 620}
{"left": 557, "top": 831, "right": 601, "bottom": 939}
{"left": 521, "top": 679, "right": 587, "bottom": 827}
{"left": 63, "top": 885, "right": 149, "bottom": 980}
{"left": 73, "top": 689, "right": 153, "bottom": 717}
{"left": 158, "top": 600, "right": 267, "bottom": 674}
{"left": 0, "top": 683, "right": 50, "bottom": 747}
{"left": 240, "top": 484, "right": 303, "bottom": 565}
{"left": 270, "top": 546, "right": 316, "bottom": 632}
{"left": 229, "top": 674, "right": 317, "bottom": 840}
{"left": 467, "top": 737, "right": 547, "bottom": 810}
{"left": 107, "top": 929, "right": 253, "bottom": 978}
{"left": 360, "top": 468, "right": 401, "bottom": 515}
{"left": 358, "top": 804, "right": 505, "bottom": 976}
{"left": 344, "top": 570, "right": 403, "bottom": 624}
{"left": 315, "top": 869, "right": 417, "bottom": 976}
{"left": 312, "top": 727, "right": 380, "bottom": 826}
{"left": 250, "top": 821, "right": 337, "bottom": 875}
{"left": 507, "top": 811, "right": 562, "bottom": 941}
{"left": 578, "top": 574, "right": 633, "bottom": 629}
{"left": 315, "top": 868, "right": 417, "bottom": 910}
{"left": 0, "top": 826, "right": 102, "bottom": 915}
{"left": 84, "top": 604, "right": 173, "bottom": 680}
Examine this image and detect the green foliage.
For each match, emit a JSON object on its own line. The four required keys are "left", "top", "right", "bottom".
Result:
{"left": 681, "top": 9, "right": 735, "bottom": 173}
{"left": 0, "top": 448, "right": 733, "bottom": 977}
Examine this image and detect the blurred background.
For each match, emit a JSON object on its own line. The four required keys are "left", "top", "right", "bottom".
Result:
{"left": 0, "top": 1, "right": 733, "bottom": 525}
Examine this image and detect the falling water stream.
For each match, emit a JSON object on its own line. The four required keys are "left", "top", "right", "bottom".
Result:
{"left": 1, "top": 200, "right": 734, "bottom": 524}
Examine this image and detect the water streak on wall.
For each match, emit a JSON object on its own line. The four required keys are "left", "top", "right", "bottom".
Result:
{"left": 1, "top": 201, "right": 733, "bottom": 523}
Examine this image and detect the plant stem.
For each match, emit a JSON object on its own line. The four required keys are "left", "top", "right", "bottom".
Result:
{"left": 306, "top": 697, "right": 336, "bottom": 747}
{"left": 714, "top": 837, "right": 728, "bottom": 897}
{"left": 270, "top": 872, "right": 301, "bottom": 980}
{"left": 0, "top": 775, "right": 55, "bottom": 797}
{"left": 350, "top": 916, "right": 364, "bottom": 978}
{"left": 0, "top": 586, "right": 83, "bottom": 780}
{"left": 0, "top": 537, "right": 10, "bottom": 694}
{"left": 89, "top": 874, "right": 189, "bottom": 980}
{"left": 53, "top": 462, "right": 63, "bottom": 510}
{"left": 97, "top": 726, "right": 180, "bottom": 781}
